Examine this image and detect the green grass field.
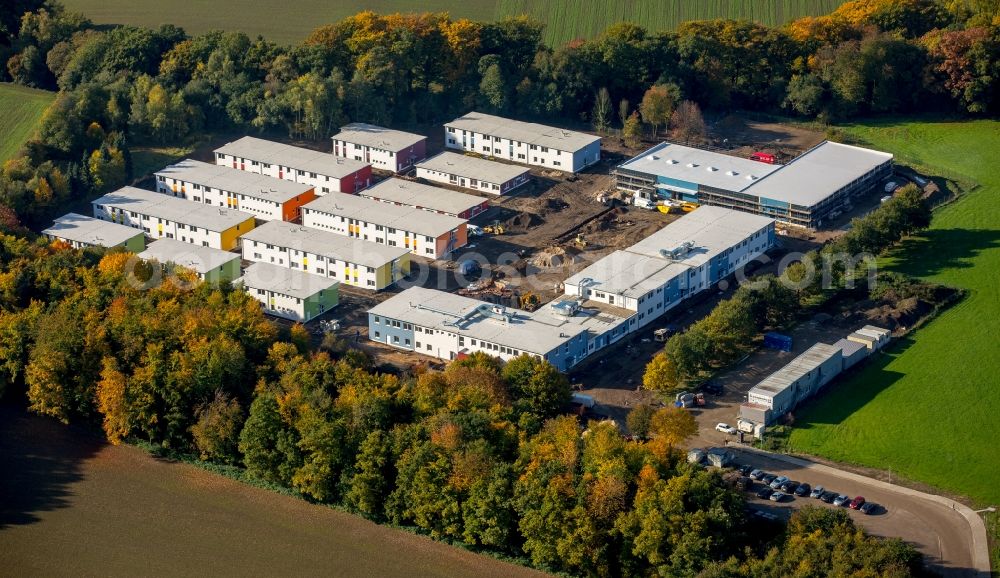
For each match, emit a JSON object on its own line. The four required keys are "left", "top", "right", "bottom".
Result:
{"left": 787, "top": 119, "right": 1000, "bottom": 505}
{"left": 59, "top": 0, "right": 846, "bottom": 46}
{"left": 0, "top": 83, "right": 54, "bottom": 162}
{"left": 496, "top": 0, "right": 846, "bottom": 45}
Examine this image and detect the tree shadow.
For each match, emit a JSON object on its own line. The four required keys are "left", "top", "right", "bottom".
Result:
{"left": 0, "top": 404, "right": 104, "bottom": 529}
{"left": 790, "top": 337, "right": 916, "bottom": 427}
{"left": 884, "top": 228, "right": 1000, "bottom": 280}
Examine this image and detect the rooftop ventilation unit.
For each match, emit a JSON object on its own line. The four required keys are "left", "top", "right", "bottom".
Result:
{"left": 726, "top": 170, "right": 737, "bottom": 176}
{"left": 686, "top": 163, "right": 698, "bottom": 168}
{"left": 667, "top": 159, "right": 678, "bottom": 164}
{"left": 659, "top": 241, "right": 696, "bottom": 260}
{"left": 651, "top": 155, "right": 660, "bottom": 161}
{"left": 746, "top": 175, "right": 758, "bottom": 181}
{"left": 707, "top": 166, "right": 718, "bottom": 172}
{"left": 552, "top": 300, "right": 580, "bottom": 318}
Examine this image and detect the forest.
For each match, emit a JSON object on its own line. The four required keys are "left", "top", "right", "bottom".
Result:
{"left": 0, "top": 0, "right": 994, "bottom": 575}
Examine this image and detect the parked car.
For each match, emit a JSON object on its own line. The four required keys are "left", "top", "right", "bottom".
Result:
{"left": 770, "top": 476, "right": 790, "bottom": 489}
{"left": 756, "top": 487, "right": 775, "bottom": 500}
{"left": 849, "top": 496, "right": 866, "bottom": 510}
{"left": 884, "top": 181, "right": 899, "bottom": 193}
{"left": 737, "top": 464, "right": 754, "bottom": 476}
{"left": 810, "top": 486, "right": 825, "bottom": 499}
{"left": 833, "top": 494, "right": 851, "bottom": 507}
{"left": 769, "top": 491, "right": 788, "bottom": 502}
{"left": 762, "top": 474, "right": 778, "bottom": 485}
{"left": 715, "top": 423, "right": 737, "bottom": 435}
{"left": 860, "top": 502, "right": 878, "bottom": 515}
{"left": 820, "top": 491, "right": 838, "bottom": 503}
{"left": 749, "top": 469, "right": 766, "bottom": 481}
{"left": 780, "top": 480, "right": 799, "bottom": 493}
{"left": 794, "top": 483, "right": 811, "bottom": 497}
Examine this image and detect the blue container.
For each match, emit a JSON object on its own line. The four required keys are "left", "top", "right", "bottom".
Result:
{"left": 763, "top": 332, "right": 792, "bottom": 352}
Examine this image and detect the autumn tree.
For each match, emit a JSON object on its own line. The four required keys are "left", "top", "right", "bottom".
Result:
{"left": 642, "top": 351, "right": 680, "bottom": 392}
{"left": 623, "top": 110, "right": 643, "bottom": 148}
{"left": 647, "top": 405, "right": 697, "bottom": 458}
{"left": 670, "top": 100, "right": 707, "bottom": 144}
{"left": 639, "top": 83, "right": 679, "bottom": 137}
{"left": 190, "top": 391, "right": 244, "bottom": 463}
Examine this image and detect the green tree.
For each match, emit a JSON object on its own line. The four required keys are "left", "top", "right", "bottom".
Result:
{"left": 501, "top": 354, "right": 570, "bottom": 419}
{"left": 345, "top": 429, "right": 393, "bottom": 519}
{"left": 626, "top": 404, "right": 656, "bottom": 439}
{"left": 623, "top": 110, "right": 643, "bottom": 148}
{"left": 639, "top": 83, "right": 679, "bottom": 136}
{"left": 591, "top": 87, "right": 612, "bottom": 134}
{"left": 190, "top": 390, "right": 244, "bottom": 463}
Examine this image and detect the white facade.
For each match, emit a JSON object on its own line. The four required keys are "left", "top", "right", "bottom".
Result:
{"left": 563, "top": 206, "right": 775, "bottom": 333}
{"left": 332, "top": 123, "right": 427, "bottom": 172}
{"left": 42, "top": 213, "right": 144, "bottom": 250}
{"left": 92, "top": 187, "right": 254, "bottom": 250}
{"left": 238, "top": 262, "right": 339, "bottom": 322}
{"left": 415, "top": 152, "right": 530, "bottom": 195}
{"left": 214, "top": 136, "right": 371, "bottom": 195}
{"left": 155, "top": 159, "right": 314, "bottom": 221}
{"left": 240, "top": 220, "right": 409, "bottom": 290}
{"left": 444, "top": 112, "right": 601, "bottom": 173}
{"left": 302, "top": 193, "right": 467, "bottom": 260}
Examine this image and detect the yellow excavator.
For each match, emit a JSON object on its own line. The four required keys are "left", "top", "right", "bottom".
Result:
{"left": 519, "top": 292, "right": 540, "bottom": 311}
{"left": 483, "top": 220, "right": 505, "bottom": 235}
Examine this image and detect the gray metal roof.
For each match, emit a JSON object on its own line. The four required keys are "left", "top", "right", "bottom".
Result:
{"left": 155, "top": 159, "right": 312, "bottom": 203}
{"left": 92, "top": 187, "right": 254, "bottom": 232}
{"left": 43, "top": 213, "right": 143, "bottom": 247}
{"left": 215, "top": 136, "right": 369, "bottom": 179}
{"left": 743, "top": 141, "right": 893, "bottom": 206}
{"left": 446, "top": 112, "right": 601, "bottom": 152}
{"left": 416, "top": 152, "right": 530, "bottom": 184}
{"left": 834, "top": 338, "right": 868, "bottom": 358}
{"left": 240, "top": 220, "right": 409, "bottom": 269}
{"left": 618, "top": 142, "right": 781, "bottom": 192}
{"left": 238, "top": 262, "right": 339, "bottom": 299}
{"left": 332, "top": 123, "right": 426, "bottom": 151}
{"left": 360, "top": 177, "right": 485, "bottom": 217}
{"left": 138, "top": 238, "right": 240, "bottom": 274}
{"left": 368, "top": 286, "right": 588, "bottom": 355}
{"left": 748, "top": 342, "right": 842, "bottom": 399}
{"left": 303, "top": 192, "right": 466, "bottom": 238}
{"left": 564, "top": 206, "right": 774, "bottom": 299}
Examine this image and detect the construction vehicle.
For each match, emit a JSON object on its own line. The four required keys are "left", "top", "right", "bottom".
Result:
{"left": 483, "top": 221, "right": 505, "bottom": 235}
{"left": 574, "top": 234, "right": 588, "bottom": 248}
{"left": 653, "top": 326, "right": 676, "bottom": 342}
{"left": 680, "top": 202, "right": 698, "bottom": 213}
{"left": 519, "top": 292, "right": 540, "bottom": 311}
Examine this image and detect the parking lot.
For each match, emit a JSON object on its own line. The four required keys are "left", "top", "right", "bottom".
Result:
{"left": 725, "top": 447, "right": 983, "bottom": 578}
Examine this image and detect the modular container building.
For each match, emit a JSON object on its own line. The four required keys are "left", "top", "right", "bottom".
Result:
{"left": 835, "top": 338, "right": 870, "bottom": 370}
{"left": 301, "top": 192, "right": 467, "bottom": 260}
{"left": 743, "top": 342, "right": 844, "bottom": 424}
{"left": 92, "top": 186, "right": 255, "bottom": 250}
{"left": 155, "top": 159, "right": 316, "bottom": 222}
{"left": 415, "top": 152, "right": 530, "bottom": 195}
{"left": 215, "top": 136, "right": 372, "bottom": 195}
{"left": 359, "top": 177, "right": 489, "bottom": 219}
{"left": 240, "top": 220, "right": 410, "bottom": 291}
{"left": 238, "top": 262, "right": 339, "bottom": 322}
{"left": 43, "top": 213, "right": 146, "bottom": 252}
{"left": 444, "top": 112, "right": 601, "bottom": 173}
{"left": 332, "top": 123, "right": 427, "bottom": 173}
{"left": 847, "top": 325, "right": 891, "bottom": 351}
{"left": 138, "top": 238, "right": 241, "bottom": 284}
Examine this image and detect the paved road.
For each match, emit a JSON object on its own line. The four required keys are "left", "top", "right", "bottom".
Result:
{"left": 727, "top": 447, "right": 987, "bottom": 578}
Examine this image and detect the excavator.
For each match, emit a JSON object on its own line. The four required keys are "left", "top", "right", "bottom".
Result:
{"left": 483, "top": 220, "right": 505, "bottom": 234}
{"left": 519, "top": 292, "right": 540, "bottom": 311}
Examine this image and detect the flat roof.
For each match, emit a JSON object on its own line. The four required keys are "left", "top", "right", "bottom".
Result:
{"left": 368, "top": 286, "right": 588, "bottom": 355}
{"left": 361, "top": 178, "right": 485, "bottom": 216}
{"left": 155, "top": 159, "right": 312, "bottom": 204}
{"left": 238, "top": 262, "right": 339, "bottom": 299}
{"left": 749, "top": 342, "right": 842, "bottom": 399}
{"left": 834, "top": 338, "right": 868, "bottom": 358}
{"left": 43, "top": 213, "right": 142, "bottom": 247}
{"left": 93, "top": 187, "right": 254, "bottom": 232}
{"left": 241, "top": 220, "right": 409, "bottom": 269}
{"left": 564, "top": 206, "right": 774, "bottom": 299}
{"left": 416, "top": 152, "right": 530, "bottom": 184}
{"left": 332, "top": 123, "right": 425, "bottom": 151}
{"left": 138, "top": 238, "right": 240, "bottom": 274}
{"left": 743, "top": 141, "right": 893, "bottom": 206}
{"left": 303, "top": 192, "right": 466, "bottom": 238}
{"left": 446, "top": 112, "right": 600, "bottom": 152}
{"left": 618, "top": 142, "right": 781, "bottom": 193}
{"left": 215, "top": 136, "right": 368, "bottom": 179}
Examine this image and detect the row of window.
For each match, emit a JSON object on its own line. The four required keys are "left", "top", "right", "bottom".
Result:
{"left": 217, "top": 153, "right": 345, "bottom": 182}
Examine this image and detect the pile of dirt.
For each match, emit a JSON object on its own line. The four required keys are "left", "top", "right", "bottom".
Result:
{"left": 503, "top": 211, "right": 545, "bottom": 231}
{"left": 864, "top": 297, "right": 933, "bottom": 330}
{"left": 528, "top": 246, "right": 580, "bottom": 268}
